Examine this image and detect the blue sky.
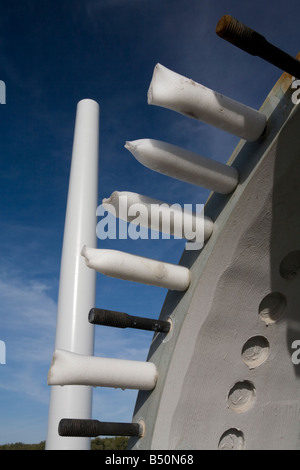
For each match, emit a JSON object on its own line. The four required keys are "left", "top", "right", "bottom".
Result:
{"left": 0, "top": 0, "right": 299, "bottom": 445}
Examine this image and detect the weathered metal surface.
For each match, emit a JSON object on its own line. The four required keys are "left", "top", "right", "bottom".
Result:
{"left": 129, "top": 71, "right": 300, "bottom": 450}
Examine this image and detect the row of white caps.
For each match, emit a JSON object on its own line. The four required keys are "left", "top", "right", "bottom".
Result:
{"left": 48, "top": 63, "right": 267, "bottom": 394}
{"left": 123, "top": 62, "right": 266, "bottom": 196}
{"left": 47, "top": 243, "right": 189, "bottom": 391}
{"left": 101, "top": 63, "right": 267, "bottom": 252}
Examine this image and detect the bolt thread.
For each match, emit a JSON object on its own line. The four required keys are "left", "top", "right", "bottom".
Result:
{"left": 59, "top": 419, "right": 101, "bottom": 437}
{"left": 89, "top": 308, "right": 129, "bottom": 328}
{"left": 58, "top": 419, "right": 141, "bottom": 438}
{"left": 216, "top": 15, "right": 266, "bottom": 56}
{"left": 89, "top": 308, "right": 171, "bottom": 333}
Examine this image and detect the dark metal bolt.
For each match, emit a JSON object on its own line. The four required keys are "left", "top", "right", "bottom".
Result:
{"left": 58, "top": 418, "right": 142, "bottom": 438}
{"left": 89, "top": 308, "right": 171, "bottom": 333}
{"left": 216, "top": 15, "right": 300, "bottom": 79}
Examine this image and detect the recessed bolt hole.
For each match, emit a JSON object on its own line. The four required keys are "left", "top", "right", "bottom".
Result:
{"left": 218, "top": 428, "right": 245, "bottom": 450}
{"left": 241, "top": 336, "right": 270, "bottom": 369}
{"left": 280, "top": 251, "right": 300, "bottom": 280}
{"left": 259, "top": 292, "right": 286, "bottom": 325}
{"left": 227, "top": 381, "right": 256, "bottom": 413}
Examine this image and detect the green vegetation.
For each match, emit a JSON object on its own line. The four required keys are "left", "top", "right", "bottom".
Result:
{"left": 0, "top": 441, "right": 46, "bottom": 450}
{"left": 91, "top": 436, "right": 128, "bottom": 450}
{"left": 0, "top": 437, "right": 129, "bottom": 450}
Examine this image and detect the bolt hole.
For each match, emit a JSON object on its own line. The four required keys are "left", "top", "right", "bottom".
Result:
{"left": 227, "top": 381, "right": 256, "bottom": 413}
{"left": 280, "top": 251, "right": 300, "bottom": 280}
{"left": 241, "top": 336, "right": 270, "bottom": 369}
{"left": 259, "top": 292, "right": 286, "bottom": 325}
{"left": 218, "top": 428, "right": 245, "bottom": 450}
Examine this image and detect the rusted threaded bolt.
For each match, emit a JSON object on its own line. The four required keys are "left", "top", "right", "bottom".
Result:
{"left": 216, "top": 15, "right": 300, "bottom": 79}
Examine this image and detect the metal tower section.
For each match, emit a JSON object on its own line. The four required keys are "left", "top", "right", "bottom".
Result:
{"left": 46, "top": 15, "right": 300, "bottom": 450}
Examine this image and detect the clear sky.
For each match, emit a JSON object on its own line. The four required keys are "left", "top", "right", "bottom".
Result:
{"left": 0, "top": 0, "right": 299, "bottom": 445}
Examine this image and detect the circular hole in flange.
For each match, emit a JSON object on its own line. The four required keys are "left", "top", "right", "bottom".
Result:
{"left": 259, "top": 292, "right": 286, "bottom": 325}
{"left": 241, "top": 336, "right": 270, "bottom": 369}
{"left": 280, "top": 251, "right": 300, "bottom": 280}
{"left": 227, "top": 381, "right": 256, "bottom": 413}
{"left": 218, "top": 429, "right": 245, "bottom": 450}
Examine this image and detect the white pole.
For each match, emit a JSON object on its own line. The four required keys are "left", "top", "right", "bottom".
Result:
{"left": 148, "top": 64, "right": 267, "bottom": 141}
{"left": 48, "top": 349, "right": 158, "bottom": 391}
{"left": 125, "top": 138, "right": 239, "bottom": 194}
{"left": 46, "top": 99, "right": 100, "bottom": 450}
{"left": 81, "top": 246, "right": 191, "bottom": 291}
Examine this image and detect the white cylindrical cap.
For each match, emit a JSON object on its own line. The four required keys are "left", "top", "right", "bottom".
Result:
{"left": 148, "top": 64, "right": 266, "bottom": 141}
{"left": 102, "top": 191, "right": 214, "bottom": 241}
{"left": 81, "top": 246, "right": 191, "bottom": 291}
{"left": 48, "top": 349, "right": 158, "bottom": 391}
{"left": 125, "top": 138, "right": 239, "bottom": 194}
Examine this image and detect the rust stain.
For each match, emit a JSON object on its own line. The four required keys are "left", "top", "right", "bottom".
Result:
{"left": 274, "top": 51, "right": 300, "bottom": 94}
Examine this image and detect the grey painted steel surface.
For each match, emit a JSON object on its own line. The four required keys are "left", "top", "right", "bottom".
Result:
{"left": 129, "top": 72, "right": 300, "bottom": 450}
